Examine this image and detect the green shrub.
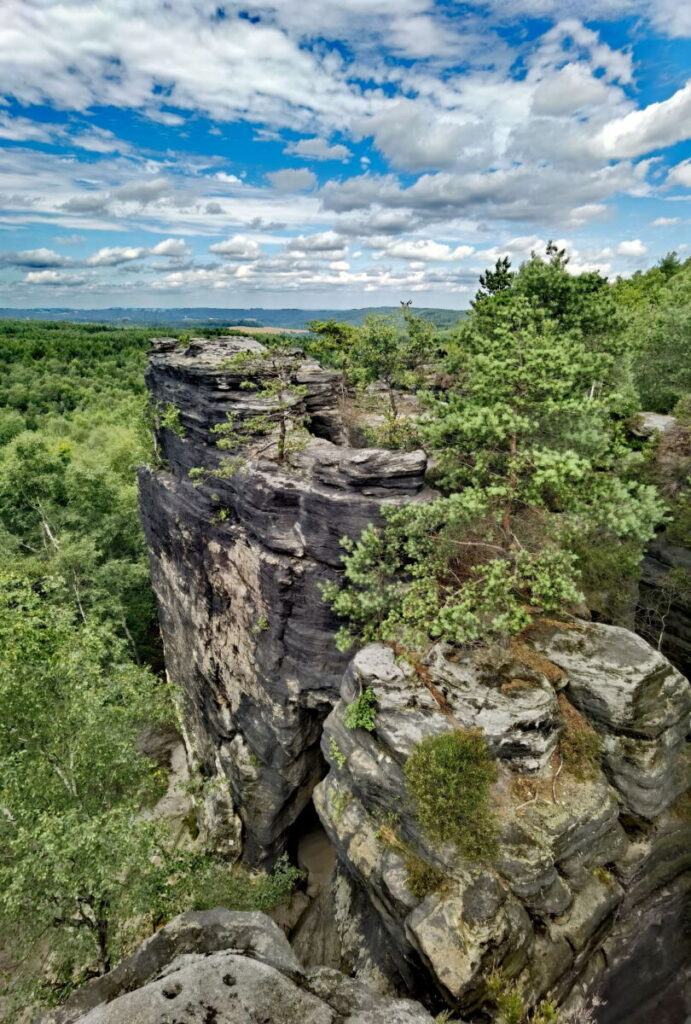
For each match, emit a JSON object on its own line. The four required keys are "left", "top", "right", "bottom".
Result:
{"left": 404, "top": 730, "right": 498, "bottom": 860}
{"left": 343, "top": 686, "right": 378, "bottom": 731}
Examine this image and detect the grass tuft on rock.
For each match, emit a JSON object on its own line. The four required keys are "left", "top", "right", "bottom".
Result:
{"left": 558, "top": 693, "right": 602, "bottom": 780}
{"left": 404, "top": 730, "right": 498, "bottom": 861}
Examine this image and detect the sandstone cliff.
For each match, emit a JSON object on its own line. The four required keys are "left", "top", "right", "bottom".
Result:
{"left": 139, "top": 335, "right": 429, "bottom": 864}
{"left": 138, "top": 337, "right": 690, "bottom": 1022}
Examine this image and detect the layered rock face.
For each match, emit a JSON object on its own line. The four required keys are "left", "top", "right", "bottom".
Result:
{"left": 39, "top": 910, "right": 435, "bottom": 1024}
{"left": 139, "top": 336, "right": 428, "bottom": 863}
{"left": 139, "top": 340, "right": 690, "bottom": 1020}
{"left": 315, "top": 625, "right": 691, "bottom": 1019}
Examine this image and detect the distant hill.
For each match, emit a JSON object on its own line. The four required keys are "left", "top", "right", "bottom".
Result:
{"left": 0, "top": 306, "right": 466, "bottom": 330}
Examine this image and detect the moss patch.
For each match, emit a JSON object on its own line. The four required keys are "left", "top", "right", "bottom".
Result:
{"left": 558, "top": 693, "right": 602, "bottom": 780}
{"left": 404, "top": 729, "right": 498, "bottom": 861}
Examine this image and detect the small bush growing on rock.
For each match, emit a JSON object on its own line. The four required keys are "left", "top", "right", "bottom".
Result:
{"left": 343, "top": 685, "right": 378, "bottom": 731}
{"left": 486, "top": 970, "right": 561, "bottom": 1024}
{"left": 328, "top": 736, "right": 347, "bottom": 769}
{"left": 159, "top": 401, "right": 185, "bottom": 437}
{"left": 404, "top": 730, "right": 498, "bottom": 860}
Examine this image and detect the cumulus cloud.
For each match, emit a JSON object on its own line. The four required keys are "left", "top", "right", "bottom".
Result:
{"left": 60, "top": 194, "right": 110, "bottom": 214}
{"left": 284, "top": 137, "right": 352, "bottom": 161}
{"left": 87, "top": 237, "right": 189, "bottom": 265}
{"left": 22, "top": 270, "right": 87, "bottom": 285}
{"left": 380, "top": 239, "right": 474, "bottom": 262}
{"left": 209, "top": 235, "right": 263, "bottom": 259}
{"left": 286, "top": 230, "right": 347, "bottom": 253}
{"left": 589, "top": 81, "right": 691, "bottom": 159}
{"left": 0, "top": 248, "right": 72, "bottom": 268}
{"left": 650, "top": 216, "right": 682, "bottom": 226}
{"left": 266, "top": 168, "right": 318, "bottom": 192}
{"left": 666, "top": 159, "right": 691, "bottom": 188}
{"left": 87, "top": 246, "right": 146, "bottom": 266}
{"left": 115, "top": 177, "right": 172, "bottom": 203}
{"left": 616, "top": 239, "right": 647, "bottom": 256}
{"left": 150, "top": 237, "right": 189, "bottom": 257}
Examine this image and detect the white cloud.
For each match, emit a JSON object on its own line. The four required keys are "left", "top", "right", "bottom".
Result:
{"left": 115, "top": 177, "right": 172, "bottom": 203}
{"left": 284, "top": 137, "right": 352, "bottom": 161}
{"left": 22, "top": 270, "right": 87, "bottom": 285}
{"left": 616, "top": 239, "right": 647, "bottom": 256}
{"left": 266, "top": 168, "right": 318, "bottom": 192}
{"left": 381, "top": 239, "right": 474, "bottom": 262}
{"left": 215, "top": 172, "right": 243, "bottom": 184}
{"left": 87, "top": 245, "right": 146, "bottom": 266}
{"left": 208, "top": 234, "right": 263, "bottom": 259}
{"left": 666, "top": 159, "right": 691, "bottom": 188}
{"left": 286, "top": 230, "right": 347, "bottom": 252}
{"left": 589, "top": 81, "right": 691, "bottom": 159}
{"left": 150, "top": 237, "right": 189, "bottom": 257}
{"left": 0, "top": 248, "right": 72, "bottom": 268}
{"left": 87, "top": 237, "right": 189, "bottom": 265}
{"left": 650, "top": 216, "right": 682, "bottom": 226}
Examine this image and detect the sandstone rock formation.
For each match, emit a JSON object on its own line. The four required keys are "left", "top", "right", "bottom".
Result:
{"left": 138, "top": 338, "right": 691, "bottom": 1022}
{"left": 139, "top": 336, "right": 429, "bottom": 863}
{"left": 38, "top": 910, "right": 435, "bottom": 1024}
{"left": 315, "top": 632, "right": 690, "bottom": 1019}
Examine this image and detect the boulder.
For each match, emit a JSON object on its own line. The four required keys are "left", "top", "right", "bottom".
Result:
{"left": 38, "top": 910, "right": 436, "bottom": 1024}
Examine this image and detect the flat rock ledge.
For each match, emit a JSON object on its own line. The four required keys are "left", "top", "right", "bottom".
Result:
{"left": 37, "top": 910, "right": 435, "bottom": 1024}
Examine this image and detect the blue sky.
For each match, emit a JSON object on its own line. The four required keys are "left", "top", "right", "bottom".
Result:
{"left": 0, "top": 1, "right": 690, "bottom": 309}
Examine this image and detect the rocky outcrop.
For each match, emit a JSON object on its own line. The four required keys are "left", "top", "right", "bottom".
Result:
{"left": 315, "top": 629, "right": 691, "bottom": 1019}
{"left": 139, "top": 336, "right": 430, "bottom": 864}
{"left": 38, "top": 910, "right": 435, "bottom": 1024}
{"left": 138, "top": 342, "right": 690, "bottom": 1020}
{"left": 638, "top": 535, "right": 691, "bottom": 678}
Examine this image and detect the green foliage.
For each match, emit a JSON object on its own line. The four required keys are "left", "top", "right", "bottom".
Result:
{"left": 306, "top": 318, "right": 358, "bottom": 376}
{"left": 328, "top": 736, "right": 347, "bottom": 769}
{"left": 485, "top": 970, "right": 561, "bottom": 1024}
{"left": 404, "top": 730, "right": 498, "bottom": 860}
{"left": 202, "top": 350, "right": 309, "bottom": 477}
{"left": 343, "top": 685, "right": 378, "bottom": 731}
{"left": 326, "top": 249, "right": 665, "bottom": 650}
{"left": 349, "top": 311, "right": 430, "bottom": 415}
{"left": 0, "top": 322, "right": 303, "bottom": 1016}
{"left": 614, "top": 256, "right": 691, "bottom": 412}
{"left": 158, "top": 401, "right": 185, "bottom": 437}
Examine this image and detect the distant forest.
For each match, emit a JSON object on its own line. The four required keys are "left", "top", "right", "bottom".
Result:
{"left": 0, "top": 305, "right": 465, "bottom": 330}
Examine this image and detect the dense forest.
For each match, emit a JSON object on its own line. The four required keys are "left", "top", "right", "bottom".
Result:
{"left": 1, "top": 247, "right": 689, "bottom": 1018}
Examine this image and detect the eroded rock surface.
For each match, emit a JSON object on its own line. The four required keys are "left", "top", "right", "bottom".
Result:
{"left": 139, "top": 336, "right": 429, "bottom": 863}
{"left": 138, "top": 342, "right": 690, "bottom": 1020}
{"left": 315, "top": 636, "right": 691, "bottom": 1018}
{"left": 38, "top": 910, "right": 435, "bottom": 1024}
